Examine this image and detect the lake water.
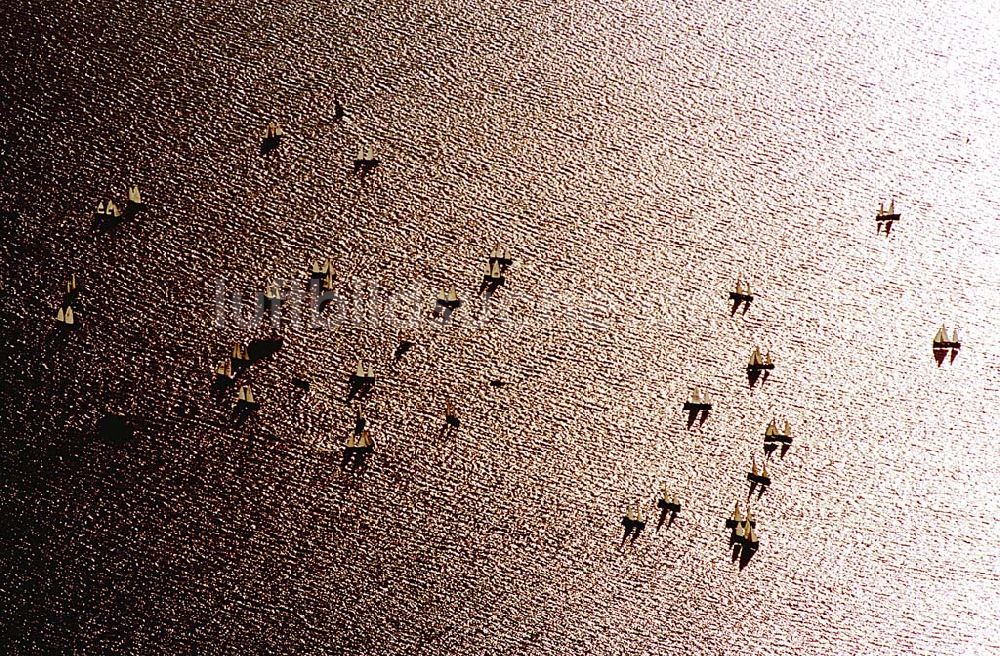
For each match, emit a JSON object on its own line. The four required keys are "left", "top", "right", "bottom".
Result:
{"left": 2, "top": 0, "right": 999, "bottom": 653}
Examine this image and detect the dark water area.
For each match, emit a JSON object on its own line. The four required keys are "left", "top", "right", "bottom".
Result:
{"left": 2, "top": 0, "right": 999, "bottom": 653}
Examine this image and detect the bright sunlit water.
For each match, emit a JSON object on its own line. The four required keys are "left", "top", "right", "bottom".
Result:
{"left": 2, "top": 0, "right": 999, "bottom": 653}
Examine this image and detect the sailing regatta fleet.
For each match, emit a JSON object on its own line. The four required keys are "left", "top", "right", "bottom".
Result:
{"left": 49, "top": 117, "right": 958, "bottom": 572}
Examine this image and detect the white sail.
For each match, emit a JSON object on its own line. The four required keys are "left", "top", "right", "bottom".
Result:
{"left": 483, "top": 262, "right": 492, "bottom": 277}
{"left": 110, "top": 201, "right": 120, "bottom": 217}
{"left": 751, "top": 456, "right": 758, "bottom": 476}
{"left": 97, "top": 201, "right": 105, "bottom": 213}
{"left": 761, "top": 460, "right": 769, "bottom": 478}
{"left": 345, "top": 433, "right": 357, "bottom": 448}
{"left": 491, "top": 262, "right": 502, "bottom": 278}
{"left": 783, "top": 419, "right": 791, "bottom": 436}
{"left": 447, "top": 286, "right": 458, "bottom": 302}
{"left": 129, "top": 186, "right": 141, "bottom": 204}
{"left": 56, "top": 307, "right": 64, "bottom": 322}
{"left": 366, "top": 365, "right": 375, "bottom": 379}
{"left": 274, "top": 124, "right": 284, "bottom": 137}
{"left": 64, "top": 307, "right": 74, "bottom": 324}
{"left": 765, "top": 420, "right": 775, "bottom": 436}
{"left": 735, "top": 521, "right": 745, "bottom": 538}
{"left": 356, "top": 361, "right": 365, "bottom": 377}
{"left": 502, "top": 247, "right": 511, "bottom": 261}
{"left": 878, "top": 201, "right": 884, "bottom": 216}
{"left": 934, "top": 326, "right": 946, "bottom": 343}
{"left": 735, "top": 278, "right": 743, "bottom": 295}
{"left": 246, "top": 388, "right": 255, "bottom": 404}
{"left": 367, "top": 146, "right": 375, "bottom": 161}
{"left": 764, "top": 352, "right": 773, "bottom": 365}
{"left": 732, "top": 502, "right": 742, "bottom": 522}
{"left": 358, "top": 431, "right": 371, "bottom": 449}
{"left": 951, "top": 328, "right": 959, "bottom": 343}
{"left": 690, "top": 387, "right": 700, "bottom": 403}
{"left": 356, "top": 146, "right": 365, "bottom": 160}
{"left": 436, "top": 289, "right": 447, "bottom": 302}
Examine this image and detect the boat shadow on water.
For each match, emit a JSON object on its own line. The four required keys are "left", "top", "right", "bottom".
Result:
{"left": 656, "top": 507, "right": 677, "bottom": 532}
{"left": 763, "top": 443, "right": 791, "bottom": 459}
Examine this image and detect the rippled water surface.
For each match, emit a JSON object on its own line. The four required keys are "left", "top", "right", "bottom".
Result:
{"left": 2, "top": 0, "right": 1000, "bottom": 653}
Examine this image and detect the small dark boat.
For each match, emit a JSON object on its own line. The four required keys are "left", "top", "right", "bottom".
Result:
{"left": 622, "top": 504, "right": 646, "bottom": 532}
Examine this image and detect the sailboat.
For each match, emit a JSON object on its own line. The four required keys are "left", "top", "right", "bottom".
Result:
{"left": 747, "top": 346, "right": 764, "bottom": 371}
{"left": 764, "top": 418, "right": 793, "bottom": 445}
{"left": 310, "top": 257, "right": 331, "bottom": 278}
{"left": 743, "top": 521, "right": 759, "bottom": 549}
{"left": 950, "top": 328, "right": 960, "bottom": 350}
{"left": 762, "top": 351, "right": 774, "bottom": 369}
{"left": 357, "top": 430, "right": 373, "bottom": 451}
{"left": 321, "top": 269, "right": 336, "bottom": 293}
{"left": 436, "top": 286, "right": 461, "bottom": 309}
{"left": 65, "top": 274, "right": 77, "bottom": 297}
{"left": 876, "top": 198, "right": 900, "bottom": 235}
{"left": 231, "top": 343, "right": 250, "bottom": 369}
{"left": 490, "top": 245, "right": 514, "bottom": 267}
{"left": 214, "top": 360, "right": 234, "bottom": 383}
{"left": 54, "top": 305, "right": 76, "bottom": 328}
{"left": 724, "top": 501, "right": 741, "bottom": 529}
{"left": 482, "top": 261, "right": 505, "bottom": 284}
{"left": 932, "top": 325, "right": 948, "bottom": 348}
{"left": 237, "top": 385, "right": 259, "bottom": 409}
{"left": 729, "top": 276, "right": 754, "bottom": 303}
{"left": 128, "top": 186, "right": 142, "bottom": 205}
{"left": 683, "top": 387, "right": 712, "bottom": 411}
{"left": 658, "top": 487, "right": 681, "bottom": 514}
{"left": 876, "top": 198, "right": 900, "bottom": 220}
{"left": 747, "top": 455, "right": 771, "bottom": 486}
